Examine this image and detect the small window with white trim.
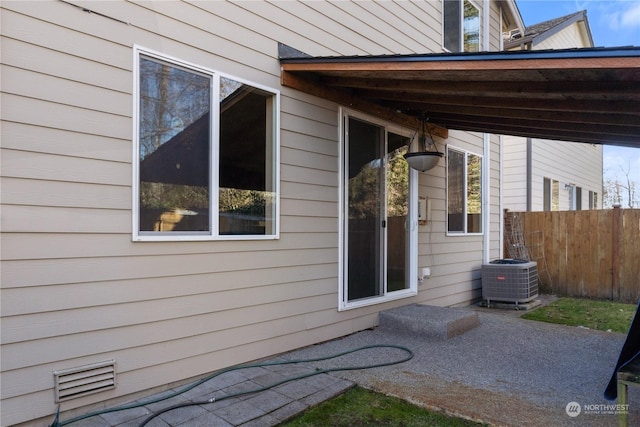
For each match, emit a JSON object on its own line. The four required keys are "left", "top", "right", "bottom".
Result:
{"left": 443, "top": 0, "right": 480, "bottom": 52}
{"left": 447, "top": 146, "right": 482, "bottom": 234}
{"left": 134, "top": 48, "right": 279, "bottom": 240}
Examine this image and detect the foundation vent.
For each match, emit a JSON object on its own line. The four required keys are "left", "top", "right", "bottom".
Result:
{"left": 54, "top": 360, "right": 116, "bottom": 402}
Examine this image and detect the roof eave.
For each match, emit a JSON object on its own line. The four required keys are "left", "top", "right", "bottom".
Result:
{"left": 279, "top": 47, "right": 640, "bottom": 147}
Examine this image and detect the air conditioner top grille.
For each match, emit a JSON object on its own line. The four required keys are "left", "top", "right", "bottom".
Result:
{"left": 54, "top": 360, "right": 116, "bottom": 402}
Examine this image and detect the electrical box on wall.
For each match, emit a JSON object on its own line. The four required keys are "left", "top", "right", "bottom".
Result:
{"left": 418, "top": 196, "right": 431, "bottom": 225}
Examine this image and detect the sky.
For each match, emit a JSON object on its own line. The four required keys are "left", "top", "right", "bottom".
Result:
{"left": 516, "top": 0, "right": 640, "bottom": 205}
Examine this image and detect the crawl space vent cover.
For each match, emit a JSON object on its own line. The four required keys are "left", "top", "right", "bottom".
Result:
{"left": 54, "top": 360, "right": 116, "bottom": 402}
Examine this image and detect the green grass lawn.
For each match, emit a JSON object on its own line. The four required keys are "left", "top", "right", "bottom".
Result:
{"left": 521, "top": 297, "right": 636, "bottom": 333}
{"left": 280, "top": 386, "right": 485, "bottom": 427}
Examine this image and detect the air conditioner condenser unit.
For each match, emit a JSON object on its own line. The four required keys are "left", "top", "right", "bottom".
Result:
{"left": 482, "top": 259, "right": 538, "bottom": 305}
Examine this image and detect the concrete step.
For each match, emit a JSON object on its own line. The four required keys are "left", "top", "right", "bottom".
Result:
{"left": 379, "top": 304, "right": 480, "bottom": 340}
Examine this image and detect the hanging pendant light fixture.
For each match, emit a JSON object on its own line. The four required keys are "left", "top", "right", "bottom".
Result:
{"left": 404, "top": 116, "right": 443, "bottom": 172}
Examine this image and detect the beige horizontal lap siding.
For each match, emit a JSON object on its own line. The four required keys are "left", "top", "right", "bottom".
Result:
{"left": 535, "top": 24, "right": 587, "bottom": 50}
{"left": 413, "top": 129, "right": 492, "bottom": 307}
{"left": 2, "top": 312, "right": 342, "bottom": 423}
{"left": 2, "top": 288, "right": 338, "bottom": 368}
{"left": 531, "top": 139, "right": 603, "bottom": 211}
{"left": 490, "top": 0, "right": 502, "bottom": 50}
{"left": 532, "top": 140, "right": 603, "bottom": 190}
{"left": 0, "top": 231, "right": 340, "bottom": 261}
{"left": 0, "top": 1, "right": 494, "bottom": 425}
{"left": 503, "top": 135, "right": 529, "bottom": 211}
{"left": 2, "top": 121, "right": 132, "bottom": 163}
{"left": 1, "top": 262, "right": 335, "bottom": 311}
{"left": 490, "top": 134, "right": 503, "bottom": 260}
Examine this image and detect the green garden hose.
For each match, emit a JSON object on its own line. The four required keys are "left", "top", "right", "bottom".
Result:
{"left": 50, "top": 344, "right": 413, "bottom": 427}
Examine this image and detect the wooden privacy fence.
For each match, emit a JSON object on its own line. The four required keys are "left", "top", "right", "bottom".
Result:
{"left": 507, "top": 208, "right": 640, "bottom": 303}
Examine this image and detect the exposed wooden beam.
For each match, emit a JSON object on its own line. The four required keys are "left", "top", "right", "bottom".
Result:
{"left": 320, "top": 76, "right": 639, "bottom": 98}
{"left": 389, "top": 101, "right": 639, "bottom": 127}
{"left": 427, "top": 112, "right": 638, "bottom": 138}
{"left": 281, "top": 70, "right": 448, "bottom": 138}
{"left": 444, "top": 121, "right": 637, "bottom": 145}
{"left": 280, "top": 49, "right": 640, "bottom": 146}
{"left": 361, "top": 89, "right": 637, "bottom": 115}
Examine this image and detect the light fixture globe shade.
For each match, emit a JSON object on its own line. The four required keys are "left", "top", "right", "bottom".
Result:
{"left": 404, "top": 151, "right": 443, "bottom": 172}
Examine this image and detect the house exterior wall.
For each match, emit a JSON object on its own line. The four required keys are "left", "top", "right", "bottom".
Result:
{"left": 503, "top": 136, "right": 603, "bottom": 212}
{"left": 502, "top": 135, "right": 528, "bottom": 211}
{"left": 534, "top": 22, "right": 591, "bottom": 50}
{"left": 502, "top": 15, "right": 602, "bottom": 213}
{"left": 0, "top": 1, "right": 509, "bottom": 425}
{"left": 529, "top": 140, "right": 603, "bottom": 211}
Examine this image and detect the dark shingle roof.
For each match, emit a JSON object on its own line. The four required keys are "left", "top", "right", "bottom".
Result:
{"left": 525, "top": 10, "right": 585, "bottom": 38}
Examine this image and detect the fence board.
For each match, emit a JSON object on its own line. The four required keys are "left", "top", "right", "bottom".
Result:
{"left": 508, "top": 208, "right": 640, "bottom": 303}
{"left": 620, "top": 210, "right": 640, "bottom": 302}
{"left": 597, "top": 210, "right": 613, "bottom": 299}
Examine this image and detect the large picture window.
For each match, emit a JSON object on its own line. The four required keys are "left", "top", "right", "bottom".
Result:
{"left": 134, "top": 49, "right": 279, "bottom": 240}
{"left": 447, "top": 146, "right": 482, "bottom": 234}
{"left": 443, "top": 0, "right": 480, "bottom": 53}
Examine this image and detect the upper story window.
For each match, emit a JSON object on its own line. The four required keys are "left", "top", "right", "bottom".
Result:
{"left": 447, "top": 146, "right": 482, "bottom": 234}
{"left": 134, "top": 48, "right": 279, "bottom": 241}
{"left": 443, "top": 0, "right": 480, "bottom": 52}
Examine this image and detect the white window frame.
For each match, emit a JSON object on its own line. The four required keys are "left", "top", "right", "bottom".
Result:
{"left": 446, "top": 145, "right": 483, "bottom": 236}
{"left": 338, "top": 108, "right": 418, "bottom": 311}
{"left": 132, "top": 46, "right": 280, "bottom": 241}
{"left": 442, "top": 0, "right": 481, "bottom": 53}
{"left": 589, "top": 190, "right": 598, "bottom": 209}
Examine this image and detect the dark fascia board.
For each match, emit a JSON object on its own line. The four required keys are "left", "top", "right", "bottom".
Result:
{"left": 279, "top": 45, "right": 640, "bottom": 64}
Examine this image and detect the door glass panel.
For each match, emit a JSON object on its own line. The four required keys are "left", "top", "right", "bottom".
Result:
{"left": 386, "top": 133, "right": 410, "bottom": 292}
{"left": 347, "top": 118, "right": 383, "bottom": 301}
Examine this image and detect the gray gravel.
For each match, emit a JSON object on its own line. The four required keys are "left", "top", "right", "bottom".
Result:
{"left": 284, "top": 308, "right": 639, "bottom": 426}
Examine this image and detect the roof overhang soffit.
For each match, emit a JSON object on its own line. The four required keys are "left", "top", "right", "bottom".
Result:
{"left": 280, "top": 64, "right": 448, "bottom": 138}
{"left": 280, "top": 49, "right": 640, "bottom": 147}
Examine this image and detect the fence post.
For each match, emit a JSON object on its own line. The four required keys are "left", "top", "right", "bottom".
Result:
{"left": 612, "top": 205, "right": 621, "bottom": 300}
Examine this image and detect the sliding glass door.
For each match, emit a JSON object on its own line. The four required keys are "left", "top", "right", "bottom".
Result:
{"left": 343, "top": 114, "right": 416, "bottom": 306}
